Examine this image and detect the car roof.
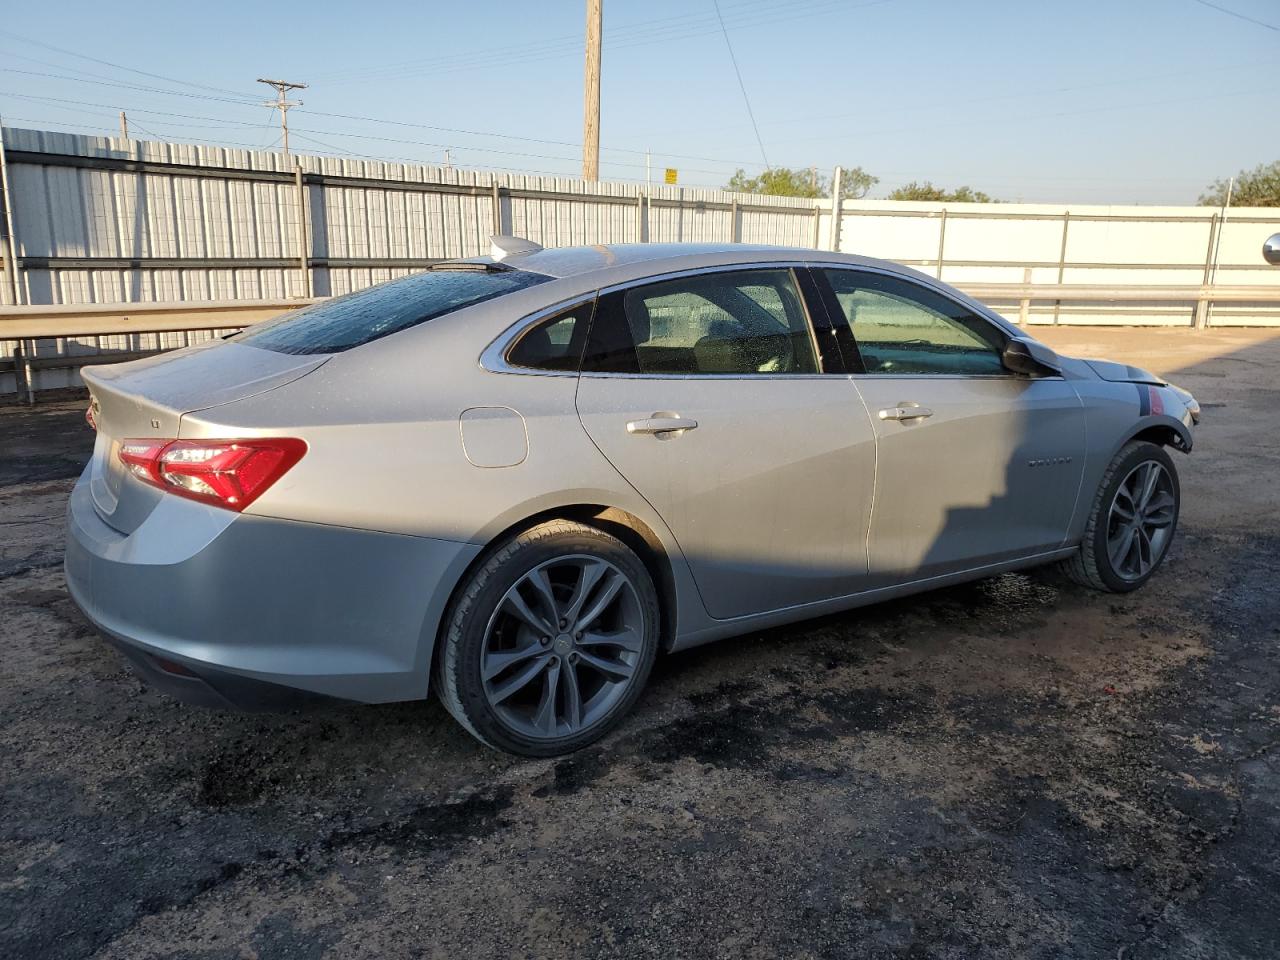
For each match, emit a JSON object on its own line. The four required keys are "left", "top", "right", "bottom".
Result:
{"left": 437, "top": 241, "right": 1022, "bottom": 341}
{"left": 473, "top": 242, "right": 900, "bottom": 281}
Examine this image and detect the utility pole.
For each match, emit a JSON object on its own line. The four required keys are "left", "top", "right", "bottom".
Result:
{"left": 119, "top": 111, "right": 129, "bottom": 139}
{"left": 645, "top": 148, "right": 651, "bottom": 186}
{"left": 257, "top": 78, "right": 306, "bottom": 160}
{"left": 830, "top": 166, "right": 844, "bottom": 252}
{"left": 582, "top": 0, "right": 602, "bottom": 180}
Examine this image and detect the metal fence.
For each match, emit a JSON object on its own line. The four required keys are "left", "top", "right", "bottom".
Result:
{"left": 0, "top": 125, "right": 815, "bottom": 308}
{"left": 3, "top": 126, "right": 1280, "bottom": 397}
{"left": 831, "top": 202, "right": 1280, "bottom": 327}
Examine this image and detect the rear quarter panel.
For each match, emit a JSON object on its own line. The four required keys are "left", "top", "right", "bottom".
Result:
{"left": 176, "top": 303, "right": 710, "bottom": 647}
{"left": 178, "top": 319, "right": 658, "bottom": 544}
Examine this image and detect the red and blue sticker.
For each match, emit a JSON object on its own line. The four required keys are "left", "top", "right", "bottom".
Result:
{"left": 1138, "top": 384, "right": 1164, "bottom": 416}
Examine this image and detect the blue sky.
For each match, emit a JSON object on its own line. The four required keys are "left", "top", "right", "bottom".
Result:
{"left": 1, "top": 0, "right": 1276, "bottom": 203}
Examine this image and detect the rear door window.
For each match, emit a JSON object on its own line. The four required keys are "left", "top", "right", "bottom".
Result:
{"left": 583, "top": 268, "right": 819, "bottom": 375}
{"left": 234, "top": 267, "right": 551, "bottom": 355}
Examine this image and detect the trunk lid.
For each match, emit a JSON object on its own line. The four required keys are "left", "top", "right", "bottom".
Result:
{"left": 82, "top": 341, "right": 327, "bottom": 534}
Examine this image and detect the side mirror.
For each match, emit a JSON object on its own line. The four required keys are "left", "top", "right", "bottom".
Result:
{"left": 1264, "top": 234, "right": 1280, "bottom": 265}
{"left": 1002, "top": 338, "right": 1059, "bottom": 377}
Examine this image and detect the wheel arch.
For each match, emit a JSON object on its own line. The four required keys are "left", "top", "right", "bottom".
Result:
{"left": 1115, "top": 414, "right": 1192, "bottom": 458}
{"left": 429, "top": 502, "right": 682, "bottom": 686}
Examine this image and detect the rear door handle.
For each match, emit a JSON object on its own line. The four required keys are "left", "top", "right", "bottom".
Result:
{"left": 626, "top": 416, "right": 698, "bottom": 436}
{"left": 878, "top": 404, "right": 934, "bottom": 422}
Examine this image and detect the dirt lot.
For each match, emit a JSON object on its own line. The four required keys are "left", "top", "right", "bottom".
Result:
{"left": 2, "top": 327, "right": 1278, "bottom": 959}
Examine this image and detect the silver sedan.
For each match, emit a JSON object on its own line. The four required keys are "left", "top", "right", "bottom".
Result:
{"left": 66, "top": 240, "right": 1198, "bottom": 756}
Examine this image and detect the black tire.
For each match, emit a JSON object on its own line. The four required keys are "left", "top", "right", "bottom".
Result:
{"left": 1059, "top": 440, "right": 1180, "bottom": 593}
{"left": 435, "top": 519, "right": 660, "bottom": 757}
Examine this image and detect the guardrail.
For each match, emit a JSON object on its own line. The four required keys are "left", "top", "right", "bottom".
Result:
{"left": 0, "top": 298, "right": 314, "bottom": 339}
{"left": 959, "top": 283, "right": 1280, "bottom": 327}
{"left": 0, "top": 298, "right": 315, "bottom": 401}
{"left": 3, "top": 284, "right": 1280, "bottom": 402}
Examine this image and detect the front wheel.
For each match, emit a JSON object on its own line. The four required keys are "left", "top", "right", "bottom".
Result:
{"left": 1059, "top": 440, "right": 1181, "bottom": 593}
{"left": 436, "top": 520, "right": 660, "bottom": 756}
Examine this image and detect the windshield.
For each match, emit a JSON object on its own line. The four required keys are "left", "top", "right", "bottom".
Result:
{"left": 234, "top": 267, "right": 551, "bottom": 355}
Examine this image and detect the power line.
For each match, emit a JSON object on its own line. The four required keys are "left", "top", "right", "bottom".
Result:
{"left": 293, "top": 106, "right": 769, "bottom": 166}
{"left": 126, "top": 117, "right": 163, "bottom": 139}
{"left": 4, "top": 61, "right": 1268, "bottom": 173}
{"left": 287, "top": 125, "right": 744, "bottom": 176}
{"left": 0, "top": 72, "right": 773, "bottom": 168}
{"left": 712, "top": 0, "right": 769, "bottom": 170}
{"left": 2, "top": 114, "right": 1232, "bottom": 197}
{"left": 0, "top": 115, "right": 289, "bottom": 154}
{"left": 0, "top": 67, "right": 270, "bottom": 106}
{"left": 0, "top": 91, "right": 278, "bottom": 129}
{"left": 0, "top": 31, "right": 1266, "bottom": 190}
{"left": 0, "top": 93, "right": 739, "bottom": 178}
{"left": 4, "top": 81, "right": 1269, "bottom": 186}
{"left": 7, "top": 48, "right": 1265, "bottom": 172}
{"left": 16, "top": 98, "right": 1209, "bottom": 183}
{"left": 0, "top": 47, "right": 226, "bottom": 100}
{"left": 258, "top": 106, "right": 280, "bottom": 148}
{"left": 1190, "top": 0, "right": 1280, "bottom": 32}
{"left": 0, "top": 89, "right": 738, "bottom": 173}
{"left": 286, "top": 131, "right": 659, "bottom": 182}
{"left": 0, "top": 28, "right": 261, "bottom": 100}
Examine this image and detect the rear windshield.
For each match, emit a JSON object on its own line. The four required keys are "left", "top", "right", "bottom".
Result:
{"left": 234, "top": 267, "right": 551, "bottom": 355}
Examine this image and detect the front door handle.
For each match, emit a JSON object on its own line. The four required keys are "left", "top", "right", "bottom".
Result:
{"left": 878, "top": 403, "right": 934, "bottom": 422}
{"left": 626, "top": 416, "right": 699, "bottom": 437}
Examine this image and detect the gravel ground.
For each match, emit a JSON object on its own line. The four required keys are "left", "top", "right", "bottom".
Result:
{"left": 1, "top": 328, "right": 1278, "bottom": 960}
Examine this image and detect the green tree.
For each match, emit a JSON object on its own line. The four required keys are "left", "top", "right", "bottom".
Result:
{"left": 725, "top": 165, "right": 878, "bottom": 200}
{"left": 886, "top": 181, "right": 998, "bottom": 202}
{"left": 1199, "top": 161, "right": 1280, "bottom": 207}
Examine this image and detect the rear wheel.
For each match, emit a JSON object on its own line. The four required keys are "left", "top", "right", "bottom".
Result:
{"left": 436, "top": 520, "right": 660, "bottom": 756}
{"left": 1059, "top": 440, "right": 1180, "bottom": 593}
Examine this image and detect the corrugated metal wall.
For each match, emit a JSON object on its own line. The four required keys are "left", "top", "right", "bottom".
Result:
{"left": 0, "top": 126, "right": 815, "bottom": 307}
{"left": 3, "top": 125, "right": 1280, "bottom": 394}
{"left": 0, "top": 127, "right": 817, "bottom": 390}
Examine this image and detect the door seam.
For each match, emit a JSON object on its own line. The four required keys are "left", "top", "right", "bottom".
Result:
{"left": 847, "top": 374, "right": 879, "bottom": 577}
{"left": 570, "top": 371, "right": 716, "bottom": 621}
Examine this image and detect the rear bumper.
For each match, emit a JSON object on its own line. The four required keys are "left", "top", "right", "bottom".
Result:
{"left": 65, "top": 470, "right": 481, "bottom": 705}
{"left": 99, "top": 631, "right": 338, "bottom": 711}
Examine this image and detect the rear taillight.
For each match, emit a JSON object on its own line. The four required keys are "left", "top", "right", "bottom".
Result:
{"left": 117, "top": 437, "right": 306, "bottom": 512}
{"left": 85, "top": 402, "right": 97, "bottom": 430}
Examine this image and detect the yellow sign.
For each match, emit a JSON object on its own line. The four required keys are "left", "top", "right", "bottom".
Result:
{"left": 664, "top": 168, "right": 678, "bottom": 185}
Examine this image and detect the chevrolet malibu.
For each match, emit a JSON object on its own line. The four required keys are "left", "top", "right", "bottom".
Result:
{"left": 66, "top": 240, "right": 1199, "bottom": 756}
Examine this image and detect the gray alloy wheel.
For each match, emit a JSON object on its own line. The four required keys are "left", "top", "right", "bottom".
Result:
{"left": 436, "top": 520, "right": 660, "bottom": 756}
{"left": 481, "top": 555, "right": 645, "bottom": 739}
{"left": 1059, "top": 440, "right": 1180, "bottom": 593}
{"left": 1105, "top": 460, "right": 1176, "bottom": 582}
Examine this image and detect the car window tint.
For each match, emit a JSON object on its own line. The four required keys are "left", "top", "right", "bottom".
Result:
{"left": 234, "top": 267, "right": 551, "bottom": 355}
{"left": 822, "top": 269, "right": 1006, "bottom": 376}
{"left": 506, "top": 302, "right": 594, "bottom": 371}
{"left": 584, "top": 269, "right": 818, "bottom": 375}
